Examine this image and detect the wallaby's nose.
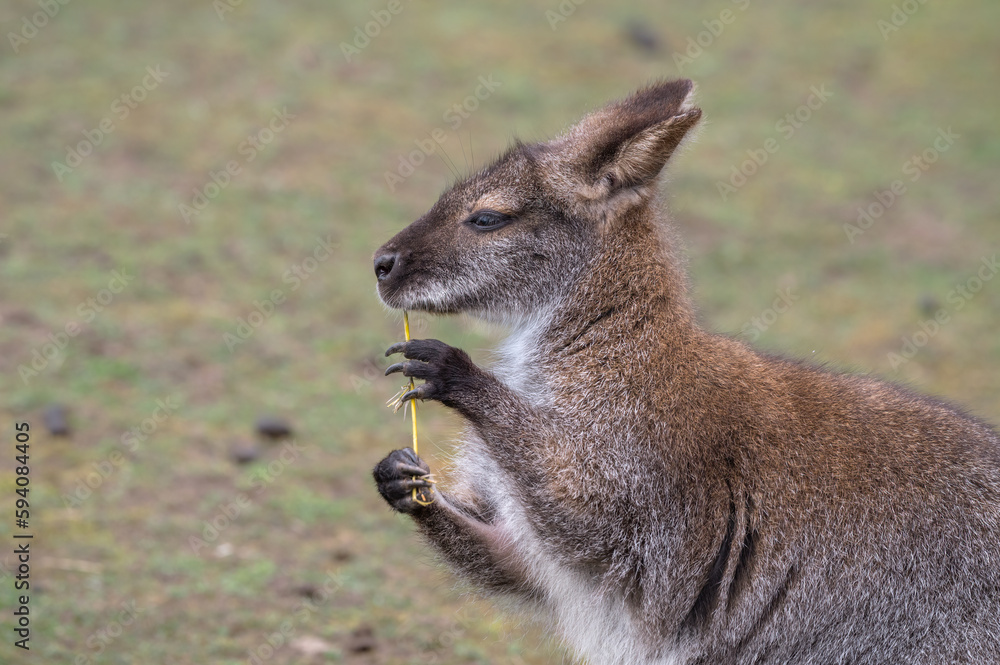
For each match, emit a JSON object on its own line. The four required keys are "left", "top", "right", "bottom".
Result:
{"left": 374, "top": 253, "right": 397, "bottom": 282}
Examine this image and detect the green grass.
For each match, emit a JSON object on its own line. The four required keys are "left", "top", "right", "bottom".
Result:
{"left": 1, "top": 0, "right": 998, "bottom": 662}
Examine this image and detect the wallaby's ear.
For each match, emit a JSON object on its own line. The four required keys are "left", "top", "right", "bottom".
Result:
{"left": 552, "top": 79, "right": 701, "bottom": 199}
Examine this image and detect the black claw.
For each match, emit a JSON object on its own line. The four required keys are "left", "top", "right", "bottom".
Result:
{"left": 385, "top": 342, "right": 407, "bottom": 357}
{"left": 400, "top": 389, "right": 420, "bottom": 402}
{"left": 398, "top": 447, "right": 425, "bottom": 468}
{"left": 397, "top": 463, "right": 429, "bottom": 477}
{"left": 385, "top": 362, "right": 405, "bottom": 376}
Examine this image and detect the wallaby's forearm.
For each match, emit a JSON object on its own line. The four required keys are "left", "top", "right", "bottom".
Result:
{"left": 412, "top": 491, "right": 541, "bottom": 598}
{"left": 373, "top": 448, "right": 541, "bottom": 598}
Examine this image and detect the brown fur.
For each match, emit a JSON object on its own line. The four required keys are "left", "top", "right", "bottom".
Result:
{"left": 372, "top": 80, "right": 1000, "bottom": 664}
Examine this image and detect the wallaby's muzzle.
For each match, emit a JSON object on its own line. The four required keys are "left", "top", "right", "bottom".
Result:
{"left": 373, "top": 228, "right": 451, "bottom": 313}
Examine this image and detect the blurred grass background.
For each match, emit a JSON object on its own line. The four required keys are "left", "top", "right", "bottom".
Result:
{"left": 0, "top": 0, "right": 998, "bottom": 663}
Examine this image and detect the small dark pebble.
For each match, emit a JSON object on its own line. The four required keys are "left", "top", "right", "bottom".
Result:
{"left": 255, "top": 415, "right": 293, "bottom": 440}
{"left": 625, "top": 21, "right": 661, "bottom": 53}
{"left": 918, "top": 294, "right": 941, "bottom": 317}
{"left": 43, "top": 404, "right": 71, "bottom": 437}
{"left": 346, "top": 625, "right": 376, "bottom": 653}
{"left": 292, "top": 583, "right": 322, "bottom": 601}
{"left": 229, "top": 441, "right": 260, "bottom": 465}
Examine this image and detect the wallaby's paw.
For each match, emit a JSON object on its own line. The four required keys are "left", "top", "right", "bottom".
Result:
{"left": 373, "top": 448, "right": 435, "bottom": 513}
{"left": 385, "top": 338, "right": 479, "bottom": 407}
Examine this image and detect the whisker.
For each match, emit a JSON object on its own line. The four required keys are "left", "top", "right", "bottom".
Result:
{"left": 435, "top": 144, "right": 461, "bottom": 180}
{"left": 458, "top": 130, "right": 469, "bottom": 173}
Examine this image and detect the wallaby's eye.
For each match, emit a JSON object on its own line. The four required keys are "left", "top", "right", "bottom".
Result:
{"left": 465, "top": 210, "right": 510, "bottom": 232}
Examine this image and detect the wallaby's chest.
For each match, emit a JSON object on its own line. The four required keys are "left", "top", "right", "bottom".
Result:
{"left": 457, "top": 440, "right": 676, "bottom": 665}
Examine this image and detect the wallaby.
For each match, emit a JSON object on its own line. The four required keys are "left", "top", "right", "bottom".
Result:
{"left": 371, "top": 79, "right": 1000, "bottom": 664}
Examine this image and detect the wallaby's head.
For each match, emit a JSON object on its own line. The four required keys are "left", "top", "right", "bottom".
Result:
{"left": 374, "top": 79, "right": 701, "bottom": 322}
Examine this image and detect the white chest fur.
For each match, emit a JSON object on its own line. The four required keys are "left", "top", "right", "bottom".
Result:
{"left": 490, "top": 310, "right": 555, "bottom": 406}
{"left": 452, "top": 440, "right": 684, "bottom": 665}
{"left": 455, "top": 312, "right": 684, "bottom": 663}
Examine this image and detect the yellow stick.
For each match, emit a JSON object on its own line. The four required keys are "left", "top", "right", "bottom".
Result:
{"left": 403, "top": 311, "right": 418, "bottom": 455}
{"left": 403, "top": 312, "right": 433, "bottom": 505}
